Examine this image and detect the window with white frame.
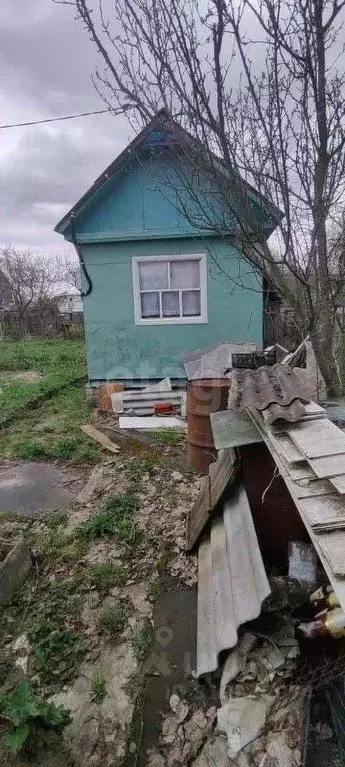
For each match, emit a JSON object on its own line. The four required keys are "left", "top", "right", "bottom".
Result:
{"left": 132, "top": 254, "right": 207, "bottom": 325}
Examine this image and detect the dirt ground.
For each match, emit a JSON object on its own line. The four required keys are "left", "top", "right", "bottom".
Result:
{"left": 0, "top": 422, "right": 201, "bottom": 767}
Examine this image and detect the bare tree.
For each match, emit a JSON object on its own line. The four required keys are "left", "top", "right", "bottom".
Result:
{"left": 60, "top": 253, "right": 81, "bottom": 293}
{"left": 0, "top": 247, "right": 69, "bottom": 327}
{"left": 57, "top": 0, "right": 345, "bottom": 394}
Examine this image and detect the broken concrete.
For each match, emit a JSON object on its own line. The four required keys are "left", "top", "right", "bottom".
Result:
{"left": 191, "top": 735, "right": 231, "bottom": 767}
{"left": 220, "top": 634, "right": 256, "bottom": 705}
{"left": 217, "top": 697, "right": 273, "bottom": 758}
{"left": 50, "top": 644, "right": 137, "bottom": 767}
{"left": 0, "top": 461, "right": 78, "bottom": 517}
{"left": 0, "top": 537, "right": 31, "bottom": 605}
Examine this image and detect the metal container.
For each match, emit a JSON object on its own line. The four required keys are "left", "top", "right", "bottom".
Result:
{"left": 187, "top": 378, "right": 230, "bottom": 474}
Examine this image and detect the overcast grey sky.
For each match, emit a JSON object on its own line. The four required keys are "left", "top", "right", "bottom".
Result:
{"left": 0, "top": 0, "right": 133, "bottom": 258}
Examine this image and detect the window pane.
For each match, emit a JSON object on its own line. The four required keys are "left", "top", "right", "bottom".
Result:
{"left": 182, "top": 290, "right": 201, "bottom": 316}
{"left": 170, "top": 260, "right": 200, "bottom": 289}
{"left": 141, "top": 291, "right": 160, "bottom": 318}
{"left": 139, "top": 261, "right": 168, "bottom": 290}
{"left": 162, "top": 291, "right": 180, "bottom": 317}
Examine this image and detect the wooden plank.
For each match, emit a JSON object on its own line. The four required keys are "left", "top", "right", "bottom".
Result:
{"left": 286, "top": 419, "right": 345, "bottom": 459}
{"left": 186, "top": 475, "right": 211, "bottom": 551}
{"left": 119, "top": 415, "right": 186, "bottom": 429}
{"left": 80, "top": 424, "right": 120, "bottom": 453}
{"left": 209, "top": 448, "right": 236, "bottom": 509}
{"left": 187, "top": 448, "right": 237, "bottom": 550}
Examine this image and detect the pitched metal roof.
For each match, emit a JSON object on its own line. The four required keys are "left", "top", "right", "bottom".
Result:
{"left": 197, "top": 484, "right": 270, "bottom": 677}
{"left": 228, "top": 363, "right": 309, "bottom": 423}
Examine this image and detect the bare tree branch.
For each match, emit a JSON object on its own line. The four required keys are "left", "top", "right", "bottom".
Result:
{"left": 56, "top": 0, "right": 345, "bottom": 394}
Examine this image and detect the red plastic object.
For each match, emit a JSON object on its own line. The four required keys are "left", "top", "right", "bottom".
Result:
{"left": 154, "top": 402, "right": 174, "bottom": 414}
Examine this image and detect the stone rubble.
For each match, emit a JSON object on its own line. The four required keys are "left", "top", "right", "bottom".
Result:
{"left": 149, "top": 628, "right": 304, "bottom": 767}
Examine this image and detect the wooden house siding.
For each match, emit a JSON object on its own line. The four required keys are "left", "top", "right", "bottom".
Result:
{"left": 81, "top": 236, "right": 262, "bottom": 383}
{"left": 55, "top": 120, "right": 274, "bottom": 383}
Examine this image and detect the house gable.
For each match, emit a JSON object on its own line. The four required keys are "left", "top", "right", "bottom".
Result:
{"left": 59, "top": 147, "right": 231, "bottom": 244}
{"left": 55, "top": 113, "right": 279, "bottom": 244}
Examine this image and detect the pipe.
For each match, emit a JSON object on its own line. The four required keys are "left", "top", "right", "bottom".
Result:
{"left": 70, "top": 213, "right": 93, "bottom": 298}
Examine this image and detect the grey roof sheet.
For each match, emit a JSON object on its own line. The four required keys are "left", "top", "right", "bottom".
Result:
{"left": 262, "top": 399, "right": 307, "bottom": 426}
{"left": 184, "top": 342, "right": 256, "bottom": 381}
{"left": 197, "top": 484, "right": 270, "bottom": 677}
{"left": 210, "top": 410, "right": 262, "bottom": 450}
{"left": 247, "top": 406, "right": 345, "bottom": 612}
{"left": 228, "top": 363, "right": 309, "bottom": 422}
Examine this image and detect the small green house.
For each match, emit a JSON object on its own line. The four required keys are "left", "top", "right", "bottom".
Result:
{"left": 55, "top": 112, "right": 277, "bottom": 385}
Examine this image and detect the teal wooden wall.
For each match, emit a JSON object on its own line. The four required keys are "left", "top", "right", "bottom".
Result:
{"left": 81, "top": 237, "right": 262, "bottom": 382}
{"left": 61, "top": 146, "right": 266, "bottom": 382}
{"left": 73, "top": 150, "right": 233, "bottom": 243}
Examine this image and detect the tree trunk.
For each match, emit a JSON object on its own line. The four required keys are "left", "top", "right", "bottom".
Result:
{"left": 310, "top": 321, "right": 343, "bottom": 398}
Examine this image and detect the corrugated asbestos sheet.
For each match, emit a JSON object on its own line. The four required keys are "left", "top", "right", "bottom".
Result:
{"left": 228, "top": 363, "right": 309, "bottom": 423}
{"left": 197, "top": 484, "right": 270, "bottom": 677}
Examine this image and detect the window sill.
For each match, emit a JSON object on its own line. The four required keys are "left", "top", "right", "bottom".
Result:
{"left": 135, "top": 315, "right": 208, "bottom": 326}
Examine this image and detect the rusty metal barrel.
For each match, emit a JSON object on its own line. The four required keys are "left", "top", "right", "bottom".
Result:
{"left": 187, "top": 378, "right": 230, "bottom": 474}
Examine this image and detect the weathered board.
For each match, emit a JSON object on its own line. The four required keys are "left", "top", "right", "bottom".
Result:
{"left": 317, "top": 531, "right": 345, "bottom": 577}
{"left": 209, "top": 449, "right": 236, "bottom": 509}
{"left": 247, "top": 406, "right": 345, "bottom": 608}
{"left": 80, "top": 424, "right": 120, "bottom": 453}
{"left": 287, "top": 419, "right": 345, "bottom": 459}
{"left": 186, "top": 475, "right": 211, "bottom": 552}
{"left": 287, "top": 462, "right": 316, "bottom": 480}
{"left": 186, "top": 448, "right": 237, "bottom": 550}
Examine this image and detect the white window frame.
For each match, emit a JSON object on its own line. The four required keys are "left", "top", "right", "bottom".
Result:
{"left": 132, "top": 253, "right": 208, "bottom": 326}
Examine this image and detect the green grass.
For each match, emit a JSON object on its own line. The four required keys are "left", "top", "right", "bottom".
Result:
{"left": 0, "top": 340, "right": 86, "bottom": 372}
{"left": 0, "top": 382, "right": 101, "bottom": 464}
{"left": 124, "top": 457, "right": 156, "bottom": 483}
{"left": 76, "top": 493, "right": 139, "bottom": 544}
{"left": 27, "top": 578, "right": 86, "bottom": 683}
{"left": 150, "top": 429, "right": 184, "bottom": 446}
{"left": 99, "top": 604, "right": 126, "bottom": 635}
{"left": 33, "top": 526, "right": 87, "bottom": 567}
{"left": 19, "top": 441, "right": 46, "bottom": 460}
{"left": 91, "top": 673, "right": 107, "bottom": 704}
{"left": 44, "top": 511, "right": 69, "bottom": 530}
{"left": 89, "top": 562, "right": 126, "bottom": 592}
{"left": 0, "top": 340, "right": 101, "bottom": 463}
{"left": 148, "top": 575, "right": 165, "bottom": 600}
{"left": 133, "top": 620, "right": 154, "bottom": 661}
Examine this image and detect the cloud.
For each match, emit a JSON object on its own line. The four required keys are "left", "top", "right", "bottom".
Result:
{"left": 0, "top": 0, "right": 132, "bottom": 254}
